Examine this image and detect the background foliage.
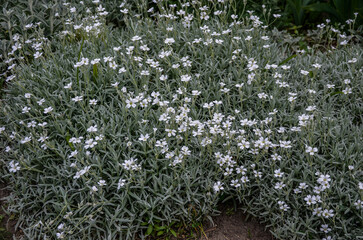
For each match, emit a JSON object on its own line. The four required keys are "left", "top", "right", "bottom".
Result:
{"left": 0, "top": 0, "right": 362, "bottom": 240}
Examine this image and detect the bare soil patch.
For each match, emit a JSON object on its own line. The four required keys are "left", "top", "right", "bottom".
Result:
{"left": 200, "top": 203, "right": 273, "bottom": 240}
{"left": 0, "top": 182, "right": 20, "bottom": 240}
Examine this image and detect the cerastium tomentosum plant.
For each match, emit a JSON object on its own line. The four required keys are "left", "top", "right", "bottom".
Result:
{"left": 0, "top": 0, "right": 362, "bottom": 239}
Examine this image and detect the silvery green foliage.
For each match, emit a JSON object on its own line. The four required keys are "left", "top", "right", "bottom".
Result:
{"left": 0, "top": 0, "right": 362, "bottom": 239}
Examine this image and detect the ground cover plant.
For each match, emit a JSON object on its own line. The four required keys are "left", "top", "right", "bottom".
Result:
{"left": 0, "top": 0, "right": 362, "bottom": 239}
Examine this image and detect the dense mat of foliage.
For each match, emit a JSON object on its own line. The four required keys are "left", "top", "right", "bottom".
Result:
{"left": 0, "top": 1, "right": 362, "bottom": 239}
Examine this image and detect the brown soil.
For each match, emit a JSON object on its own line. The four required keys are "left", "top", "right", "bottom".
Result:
{"left": 0, "top": 182, "right": 20, "bottom": 240}
{"left": 199, "top": 203, "right": 273, "bottom": 240}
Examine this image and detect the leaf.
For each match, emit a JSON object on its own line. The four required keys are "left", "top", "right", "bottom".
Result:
{"left": 146, "top": 225, "right": 153, "bottom": 236}
{"left": 170, "top": 229, "right": 177, "bottom": 237}
{"left": 330, "top": 91, "right": 344, "bottom": 96}
{"left": 278, "top": 54, "right": 297, "bottom": 66}
{"left": 157, "top": 231, "right": 164, "bottom": 236}
{"left": 304, "top": 3, "right": 340, "bottom": 20}
{"left": 93, "top": 64, "right": 98, "bottom": 78}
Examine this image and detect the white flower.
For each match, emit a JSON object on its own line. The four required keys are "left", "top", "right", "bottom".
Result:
{"left": 340, "top": 40, "right": 348, "bottom": 45}
{"left": 71, "top": 96, "right": 83, "bottom": 102}
{"left": 160, "top": 75, "right": 168, "bottom": 81}
{"left": 320, "top": 224, "right": 331, "bottom": 233}
{"left": 192, "top": 90, "right": 201, "bottom": 96}
{"left": 317, "top": 174, "right": 331, "bottom": 185}
{"left": 354, "top": 200, "right": 363, "bottom": 209}
{"left": 117, "top": 179, "right": 126, "bottom": 190}
{"left": 131, "top": 35, "right": 142, "bottom": 41}
{"left": 180, "top": 75, "right": 191, "bottom": 82}
{"left": 120, "top": 8, "right": 128, "bottom": 14}
{"left": 111, "top": 82, "right": 119, "bottom": 87}
{"left": 274, "top": 169, "right": 284, "bottom": 178}
{"left": 91, "top": 58, "right": 101, "bottom": 65}
{"left": 9, "top": 161, "right": 20, "bottom": 173}
{"left": 140, "top": 70, "right": 149, "bottom": 76}
{"left": 230, "top": 179, "right": 240, "bottom": 188}
{"left": 304, "top": 195, "right": 317, "bottom": 205}
{"left": 300, "top": 70, "right": 309, "bottom": 76}
{"left": 56, "top": 232, "right": 65, "bottom": 239}
{"left": 84, "top": 138, "right": 97, "bottom": 149}
{"left": 20, "top": 136, "right": 32, "bottom": 144}
{"left": 98, "top": 180, "right": 106, "bottom": 186}
{"left": 44, "top": 107, "right": 53, "bottom": 114}
{"left": 274, "top": 182, "right": 286, "bottom": 190}
{"left": 34, "top": 51, "right": 42, "bottom": 59}
{"left": 312, "top": 63, "right": 321, "bottom": 69}
{"left": 22, "top": 106, "right": 31, "bottom": 113}
{"left": 343, "top": 87, "right": 352, "bottom": 95}
{"left": 119, "top": 67, "right": 126, "bottom": 73}
{"left": 213, "top": 181, "right": 224, "bottom": 193}
{"left": 241, "top": 176, "right": 249, "bottom": 183}
{"left": 122, "top": 157, "right": 141, "bottom": 171}
{"left": 164, "top": 38, "right": 175, "bottom": 45}
{"left": 306, "top": 105, "right": 316, "bottom": 111}
{"left": 322, "top": 209, "right": 334, "bottom": 218}
{"left": 87, "top": 125, "right": 98, "bottom": 133}
{"left": 73, "top": 166, "right": 91, "bottom": 179}
{"left": 139, "top": 134, "right": 149, "bottom": 142}
{"left": 89, "top": 99, "right": 98, "bottom": 105}
{"left": 64, "top": 82, "right": 72, "bottom": 89}
{"left": 305, "top": 146, "right": 318, "bottom": 155}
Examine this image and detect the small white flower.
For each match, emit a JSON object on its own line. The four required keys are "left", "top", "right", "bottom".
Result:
{"left": 44, "top": 107, "right": 53, "bottom": 114}
{"left": 117, "top": 179, "right": 126, "bottom": 190}
{"left": 320, "top": 224, "right": 331, "bottom": 233}
{"left": 139, "top": 134, "right": 149, "bottom": 142}
{"left": 9, "top": 161, "right": 20, "bottom": 173}
{"left": 300, "top": 70, "right": 309, "bottom": 76}
{"left": 56, "top": 232, "right": 65, "bottom": 239}
{"left": 164, "top": 38, "right": 175, "bottom": 45}
{"left": 304, "top": 195, "right": 317, "bottom": 205}
{"left": 131, "top": 35, "right": 142, "bottom": 41}
{"left": 274, "top": 182, "right": 285, "bottom": 190}
{"left": 34, "top": 51, "right": 43, "bottom": 59}
{"left": 87, "top": 125, "right": 98, "bottom": 133}
{"left": 180, "top": 75, "right": 191, "bottom": 82}
{"left": 89, "top": 99, "right": 98, "bottom": 105}
{"left": 22, "top": 106, "right": 31, "bottom": 113}
{"left": 213, "top": 181, "right": 224, "bottom": 193}
{"left": 64, "top": 82, "right": 72, "bottom": 89}
{"left": 305, "top": 146, "right": 318, "bottom": 155}
{"left": 72, "top": 96, "right": 83, "bottom": 102}
{"left": 322, "top": 209, "right": 334, "bottom": 218}
{"left": 91, "top": 58, "right": 100, "bottom": 65}
{"left": 98, "top": 180, "right": 106, "bottom": 186}
{"left": 274, "top": 169, "right": 284, "bottom": 178}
